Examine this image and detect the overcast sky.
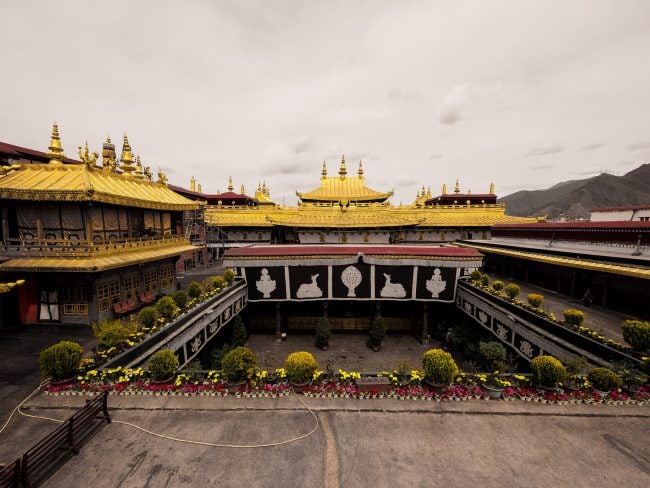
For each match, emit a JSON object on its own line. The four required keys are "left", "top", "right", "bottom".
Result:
{"left": 1, "top": 0, "right": 649, "bottom": 205}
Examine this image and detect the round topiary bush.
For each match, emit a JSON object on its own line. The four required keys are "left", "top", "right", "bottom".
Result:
{"left": 138, "top": 306, "right": 158, "bottom": 328}
{"left": 588, "top": 367, "right": 622, "bottom": 392}
{"left": 527, "top": 293, "right": 544, "bottom": 308}
{"left": 171, "top": 290, "right": 189, "bottom": 309}
{"left": 221, "top": 346, "right": 257, "bottom": 383}
{"left": 480, "top": 274, "right": 490, "bottom": 286}
{"left": 91, "top": 319, "right": 134, "bottom": 349}
{"left": 315, "top": 317, "right": 331, "bottom": 350}
{"left": 504, "top": 283, "right": 520, "bottom": 299}
{"left": 469, "top": 270, "right": 482, "bottom": 281}
{"left": 285, "top": 351, "right": 319, "bottom": 384}
{"left": 478, "top": 341, "right": 506, "bottom": 371}
{"left": 224, "top": 269, "right": 236, "bottom": 284}
{"left": 530, "top": 355, "right": 567, "bottom": 388}
{"left": 39, "top": 341, "right": 84, "bottom": 380}
{"left": 156, "top": 295, "right": 179, "bottom": 320}
{"left": 148, "top": 349, "right": 179, "bottom": 381}
{"left": 620, "top": 320, "right": 650, "bottom": 351}
{"left": 187, "top": 280, "right": 202, "bottom": 299}
{"left": 422, "top": 349, "right": 459, "bottom": 385}
{"left": 211, "top": 275, "right": 226, "bottom": 290}
{"left": 563, "top": 309, "right": 585, "bottom": 326}
{"left": 491, "top": 280, "right": 504, "bottom": 293}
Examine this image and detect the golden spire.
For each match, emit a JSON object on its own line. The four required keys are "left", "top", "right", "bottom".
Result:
{"left": 134, "top": 155, "right": 144, "bottom": 179}
{"left": 421, "top": 185, "right": 426, "bottom": 197}
{"left": 442, "top": 183, "right": 447, "bottom": 195}
{"left": 257, "top": 181, "right": 262, "bottom": 192}
{"left": 102, "top": 136, "right": 116, "bottom": 171}
{"left": 467, "top": 189, "right": 472, "bottom": 195}
{"left": 489, "top": 182, "right": 495, "bottom": 194}
{"left": 358, "top": 160, "right": 364, "bottom": 177}
{"left": 190, "top": 176, "right": 196, "bottom": 192}
{"left": 339, "top": 155, "right": 347, "bottom": 177}
{"left": 197, "top": 183, "right": 202, "bottom": 193}
{"left": 120, "top": 134, "right": 134, "bottom": 174}
{"left": 266, "top": 184, "right": 270, "bottom": 196}
{"left": 454, "top": 178, "right": 460, "bottom": 193}
{"left": 47, "top": 123, "right": 65, "bottom": 165}
{"left": 426, "top": 186, "right": 432, "bottom": 198}
{"left": 241, "top": 183, "right": 245, "bottom": 195}
{"left": 228, "top": 176, "right": 234, "bottom": 192}
{"left": 321, "top": 161, "right": 327, "bottom": 178}
{"left": 262, "top": 180, "right": 267, "bottom": 194}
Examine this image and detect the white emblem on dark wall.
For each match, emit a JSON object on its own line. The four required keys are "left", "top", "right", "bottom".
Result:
{"left": 255, "top": 268, "right": 276, "bottom": 298}
{"left": 341, "top": 266, "right": 362, "bottom": 297}
{"left": 379, "top": 273, "right": 406, "bottom": 298}
{"left": 425, "top": 268, "right": 446, "bottom": 297}
{"left": 296, "top": 274, "right": 323, "bottom": 298}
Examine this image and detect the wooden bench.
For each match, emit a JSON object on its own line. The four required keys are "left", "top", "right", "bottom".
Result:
{"left": 0, "top": 459, "right": 20, "bottom": 488}
{"left": 113, "top": 298, "right": 136, "bottom": 315}
{"left": 139, "top": 292, "right": 155, "bottom": 304}
{"left": 21, "top": 391, "right": 110, "bottom": 488}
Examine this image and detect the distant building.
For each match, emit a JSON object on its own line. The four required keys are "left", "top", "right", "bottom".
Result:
{"left": 590, "top": 205, "right": 650, "bottom": 222}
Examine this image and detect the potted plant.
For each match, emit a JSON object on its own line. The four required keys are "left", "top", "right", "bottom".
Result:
{"left": 563, "top": 309, "right": 585, "bottom": 327}
{"left": 148, "top": 349, "right": 179, "bottom": 383}
{"left": 504, "top": 283, "right": 520, "bottom": 300}
{"left": 530, "top": 355, "right": 567, "bottom": 391}
{"left": 620, "top": 319, "right": 650, "bottom": 352}
{"left": 491, "top": 280, "right": 504, "bottom": 294}
{"left": 39, "top": 341, "right": 84, "bottom": 383}
{"left": 367, "top": 315, "right": 386, "bottom": 352}
{"left": 527, "top": 293, "right": 544, "bottom": 308}
{"left": 285, "top": 351, "right": 318, "bottom": 391}
{"left": 480, "top": 371, "right": 511, "bottom": 399}
{"left": 221, "top": 346, "right": 257, "bottom": 392}
{"left": 422, "top": 349, "right": 459, "bottom": 388}
{"left": 588, "top": 367, "right": 622, "bottom": 396}
{"left": 315, "top": 317, "right": 331, "bottom": 351}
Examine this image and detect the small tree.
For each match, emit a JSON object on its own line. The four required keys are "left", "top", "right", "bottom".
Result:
{"left": 368, "top": 315, "right": 386, "bottom": 351}
{"left": 588, "top": 367, "right": 622, "bottom": 392}
{"left": 527, "top": 293, "right": 544, "bottom": 308}
{"left": 285, "top": 351, "right": 318, "bottom": 384}
{"left": 221, "top": 346, "right": 257, "bottom": 383}
{"left": 148, "top": 349, "right": 179, "bottom": 381}
{"left": 315, "top": 317, "right": 331, "bottom": 350}
{"left": 491, "top": 280, "right": 504, "bottom": 293}
{"left": 187, "top": 280, "right": 202, "bottom": 299}
{"left": 156, "top": 295, "right": 179, "bottom": 320}
{"left": 39, "top": 341, "right": 84, "bottom": 380}
{"left": 504, "top": 283, "right": 520, "bottom": 299}
{"left": 422, "top": 349, "right": 459, "bottom": 385}
{"left": 224, "top": 269, "right": 236, "bottom": 284}
{"left": 469, "top": 270, "right": 482, "bottom": 281}
{"left": 231, "top": 315, "right": 247, "bottom": 347}
{"left": 563, "top": 309, "right": 585, "bottom": 326}
{"left": 478, "top": 341, "right": 507, "bottom": 371}
{"left": 530, "top": 355, "right": 567, "bottom": 388}
{"left": 92, "top": 319, "right": 136, "bottom": 349}
{"left": 480, "top": 274, "right": 490, "bottom": 286}
{"left": 211, "top": 275, "right": 226, "bottom": 290}
{"left": 620, "top": 320, "right": 650, "bottom": 351}
{"left": 138, "top": 306, "right": 158, "bottom": 328}
{"left": 171, "top": 290, "right": 189, "bottom": 309}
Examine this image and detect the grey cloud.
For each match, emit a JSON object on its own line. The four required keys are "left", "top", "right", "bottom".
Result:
{"left": 627, "top": 141, "right": 650, "bottom": 150}
{"left": 439, "top": 107, "right": 463, "bottom": 125}
{"left": 526, "top": 146, "right": 565, "bottom": 157}
{"left": 388, "top": 88, "right": 419, "bottom": 101}
{"left": 429, "top": 153, "right": 443, "bottom": 160}
{"left": 530, "top": 164, "right": 554, "bottom": 170}
{"left": 291, "top": 139, "right": 312, "bottom": 154}
{"left": 578, "top": 143, "right": 605, "bottom": 151}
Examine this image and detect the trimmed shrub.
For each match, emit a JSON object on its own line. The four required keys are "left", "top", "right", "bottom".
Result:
{"left": 221, "top": 346, "right": 257, "bottom": 383}
{"left": 171, "top": 290, "right": 189, "bottom": 309}
{"left": 620, "top": 320, "right": 650, "bottom": 351}
{"left": 209, "top": 344, "right": 232, "bottom": 370}
{"left": 368, "top": 315, "right": 386, "bottom": 347}
{"left": 478, "top": 341, "right": 506, "bottom": 371}
{"left": 469, "top": 270, "right": 482, "bottom": 281}
{"left": 224, "top": 269, "right": 236, "bottom": 284}
{"left": 315, "top": 317, "right": 331, "bottom": 349}
{"left": 422, "top": 349, "right": 459, "bottom": 385}
{"left": 504, "top": 283, "right": 520, "bottom": 299}
{"left": 588, "top": 367, "right": 622, "bottom": 392}
{"left": 231, "top": 315, "right": 247, "bottom": 347}
{"left": 563, "top": 309, "right": 585, "bottom": 326}
{"left": 187, "top": 280, "right": 202, "bottom": 299}
{"left": 148, "top": 349, "right": 179, "bottom": 381}
{"left": 211, "top": 275, "right": 226, "bottom": 290}
{"left": 39, "top": 341, "right": 84, "bottom": 380}
{"left": 491, "top": 280, "right": 504, "bottom": 293}
{"left": 285, "top": 351, "right": 318, "bottom": 384}
{"left": 527, "top": 293, "right": 544, "bottom": 308}
{"left": 530, "top": 355, "right": 567, "bottom": 388}
{"left": 156, "top": 295, "right": 179, "bottom": 320}
{"left": 138, "top": 306, "right": 158, "bottom": 328}
{"left": 480, "top": 274, "right": 490, "bottom": 286}
{"left": 92, "top": 319, "right": 135, "bottom": 349}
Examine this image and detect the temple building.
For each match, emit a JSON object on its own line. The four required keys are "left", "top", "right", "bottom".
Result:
{"left": 172, "top": 156, "right": 536, "bottom": 260}
{"left": 0, "top": 125, "right": 199, "bottom": 326}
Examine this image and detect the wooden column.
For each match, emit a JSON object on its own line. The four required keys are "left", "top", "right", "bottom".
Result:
{"left": 421, "top": 302, "right": 430, "bottom": 344}
{"left": 570, "top": 269, "right": 577, "bottom": 298}
{"left": 275, "top": 302, "right": 282, "bottom": 343}
{"left": 1, "top": 206, "right": 9, "bottom": 242}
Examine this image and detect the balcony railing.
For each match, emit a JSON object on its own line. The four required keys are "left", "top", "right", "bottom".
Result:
{"left": 0, "top": 234, "right": 191, "bottom": 258}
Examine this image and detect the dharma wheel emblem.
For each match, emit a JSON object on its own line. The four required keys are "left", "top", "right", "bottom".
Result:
{"left": 341, "top": 266, "right": 362, "bottom": 297}
{"left": 255, "top": 268, "right": 277, "bottom": 298}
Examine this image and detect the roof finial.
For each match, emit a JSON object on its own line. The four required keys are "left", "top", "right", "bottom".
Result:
{"left": 421, "top": 185, "right": 426, "bottom": 197}
{"left": 426, "top": 186, "right": 431, "bottom": 198}
{"left": 157, "top": 168, "right": 168, "bottom": 185}
{"left": 241, "top": 183, "right": 245, "bottom": 195}
{"left": 467, "top": 188, "right": 471, "bottom": 195}
{"left": 47, "top": 122, "right": 65, "bottom": 165}
{"left": 358, "top": 160, "right": 364, "bottom": 177}
{"left": 134, "top": 155, "right": 145, "bottom": 179}
{"left": 120, "top": 134, "right": 135, "bottom": 175}
{"left": 228, "top": 176, "right": 234, "bottom": 192}
{"left": 321, "top": 160, "right": 327, "bottom": 178}
{"left": 190, "top": 176, "right": 196, "bottom": 192}
{"left": 339, "top": 155, "right": 347, "bottom": 177}
{"left": 257, "top": 181, "right": 262, "bottom": 192}
{"left": 489, "top": 182, "right": 495, "bottom": 194}
{"left": 454, "top": 178, "right": 460, "bottom": 193}
{"left": 442, "top": 183, "right": 447, "bottom": 195}
{"left": 197, "top": 183, "right": 202, "bottom": 193}
{"left": 265, "top": 184, "right": 270, "bottom": 196}
{"left": 102, "top": 136, "right": 116, "bottom": 171}
{"left": 78, "top": 140, "right": 98, "bottom": 168}
{"left": 262, "top": 180, "right": 267, "bottom": 194}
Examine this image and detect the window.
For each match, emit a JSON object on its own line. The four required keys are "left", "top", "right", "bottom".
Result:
{"left": 640, "top": 216, "right": 650, "bottom": 221}
{"left": 63, "top": 287, "right": 88, "bottom": 316}
{"left": 143, "top": 270, "right": 158, "bottom": 294}
{"left": 97, "top": 280, "right": 120, "bottom": 312}
{"left": 123, "top": 275, "right": 140, "bottom": 301}
{"left": 160, "top": 265, "right": 174, "bottom": 289}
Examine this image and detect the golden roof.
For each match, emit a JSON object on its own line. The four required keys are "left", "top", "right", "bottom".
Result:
{"left": 460, "top": 243, "right": 650, "bottom": 280}
{"left": 0, "top": 242, "right": 198, "bottom": 272}
{"left": 205, "top": 208, "right": 274, "bottom": 227}
{"left": 297, "top": 157, "right": 393, "bottom": 203}
{"left": 269, "top": 205, "right": 418, "bottom": 228}
{"left": 0, "top": 163, "right": 199, "bottom": 211}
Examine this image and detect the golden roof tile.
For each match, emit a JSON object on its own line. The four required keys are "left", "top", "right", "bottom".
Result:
{"left": 296, "top": 171, "right": 392, "bottom": 203}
